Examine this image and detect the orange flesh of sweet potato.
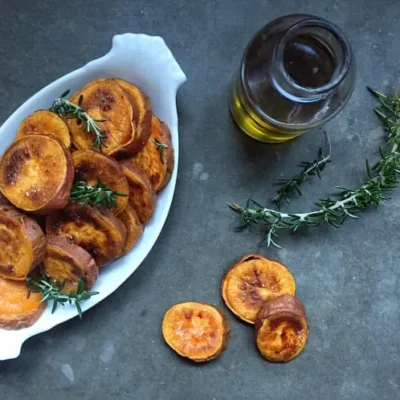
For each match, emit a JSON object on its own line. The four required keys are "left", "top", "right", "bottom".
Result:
{"left": 118, "top": 202, "right": 143, "bottom": 255}
{"left": 0, "top": 276, "right": 46, "bottom": 330}
{"left": 119, "top": 160, "right": 156, "bottom": 224}
{"left": 132, "top": 116, "right": 174, "bottom": 192}
{"left": 255, "top": 295, "right": 309, "bottom": 362}
{"left": 46, "top": 204, "right": 126, "bottom": 267}
{"left": 162, "top": 302, "right": 230, "bottom": 363}
{"left": 44, "top": 236, "right": 98, "bottom": 291}
{"left": 72, "top": 150, "right": 129, "bottom": 215}
{"left": 221, "top": 254, "right": 296, "bottom": 324}
{"left": 66, "top": 79, "right": 134, "bottom": 156}
{"left": 114, "top": 79, "right": 152, "bottom": 155}
{"left": 0, "top": 135, "right": 74, "bottom": 214}
{"left": 0, "top": 205, "right": 46, "bottom": 280}
{"left": 16, "top": 110, "right": 71, "bottom": 148}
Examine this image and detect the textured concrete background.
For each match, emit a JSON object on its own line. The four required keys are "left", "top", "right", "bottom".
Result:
{"left": 0, "top": 0, "right": 399, "bottom": 399}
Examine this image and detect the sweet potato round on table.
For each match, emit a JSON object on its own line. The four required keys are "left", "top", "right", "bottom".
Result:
{"left": 0, "top": 277, "right": 46, "bottom": 330}
{"left": 255, "top": 295, "right": 309, "bottom": 362}
{"left": 0, "top": 205, "right": 46, "bottom": 280}
{"left": 118, "top": 202, "right": 143, "bottom": 255}
{"left": 131, "top": 116, "right": 174, "bottom": 192}
{"left": 16, "top": 110, "right": 71, "bottom": 148}
{"left": 66, "top": 79, "right": 135, "bottom": 157}
{"left": 46, "top": 204, "right": 126, "bottom": 267}
{"left": 119, "top": 160, "right": 156, "bottom": 224}
{"left": 221, "top": 254, "right": 296, "bottom": 324}
{"left": 72, "top": 150, "right": 129, "bottom": 215}
{"left": 43, "top": 236, "right": 98, "bottom": 291}
{"left": 162, "top": 302, "right": 230, "bottom": 363}
{"left": 0, "top": 135, "right": 74, "bottom": 214}
{"left": 114, "top": 79, "right": 152, "bottom": 155}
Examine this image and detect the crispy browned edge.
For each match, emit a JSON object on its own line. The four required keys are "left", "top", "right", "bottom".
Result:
{"left": 156, "top": 119, "right": 174, "bottom": 191}
{"left": 0, "top": 204, "right": 46, "bottom": 280}
{"left": 162, "top": 302, "right": 231, "bottom": 363}
{"left": 118, "top": 203, "right": 144, "bottom": 255}
{"left": 113, "top": 79, "right": 152, "bottom": 157}
{"left": 45, "top": 236, "right": 99, "bottom": 290}
{"left": 119, "top": 159, "right": 156, "bottom": 223}
{"left": 255, "top": 295, "right": 309, "bottom": 363}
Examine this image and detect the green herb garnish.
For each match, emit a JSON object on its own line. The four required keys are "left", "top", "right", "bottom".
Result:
{"left": 154, "top": 139, "right": 168, "bottom": 162}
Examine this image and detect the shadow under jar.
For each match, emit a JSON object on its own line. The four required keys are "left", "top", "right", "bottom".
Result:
{"left": 230, "top": 14, "right": 355, "bottom": 143}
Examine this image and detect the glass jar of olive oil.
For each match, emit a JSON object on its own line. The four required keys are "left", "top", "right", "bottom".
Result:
{"left": 230, "top": 14, "right": 355, "bottom": 143}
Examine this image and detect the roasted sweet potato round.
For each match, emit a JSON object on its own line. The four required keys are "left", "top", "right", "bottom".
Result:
{"left": 16, "top": 110, "right": 71, "bottom": 148}
{"left": 118, "top": 202, "right": 143, "bottom": 255}
{"left": 221, "top": 254, "right": 296, "bottom": 324}
{"left": 0, "top": 135, "right": 74, "bottom": 214}
{"left": 72, "top": 150, "right": 129, "bottom": 215}
{"left": 66, "top": 79, "right": 134, "bottom": 157}
{"left": 0, "top": 276, "right": 46, "bottom": 330}
{"left": 255, "top": 295, "right": 309, "bottom": 362}
{"left": 0, "top": 205, "right": 46, "bottom": 280}
{"left": 46, "top": 204, "right": 126, "bottom": 267}
{"left": 120, "top": 160, "right": 156, "bottom": 224}
{"left": 114, "top": 79, "right": 152, "bottom": 155}
{"left": 44, "top": 236, "right": 98, "bottom": 291}
{"left": 162, "top": 302, "right": 230, "bottom": 363}
{"left": 132, "top": 116, "right": 174, "bottom": 192}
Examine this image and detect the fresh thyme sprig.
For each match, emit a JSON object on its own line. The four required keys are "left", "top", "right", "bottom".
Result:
{"left": 273, "top": 133, "right": 331, "bottom": 207}
{"left": 26, "top": 277, "right": 99, "bottom": 318}
{"left": 50, "top": 90, "right": 107, "bottom": 150}
{"left": 70, "top": 179, "right": 128, "bottom": 209}
{"left": 231, "top": 87, "right": 400, "bottom": 248}
{"left": 154, "top": 139, "right": 168, "bottom": 163}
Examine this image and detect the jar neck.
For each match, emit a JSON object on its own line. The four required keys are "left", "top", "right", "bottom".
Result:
{"left": 271, "top": 18, "right": 352, "bottom": 103}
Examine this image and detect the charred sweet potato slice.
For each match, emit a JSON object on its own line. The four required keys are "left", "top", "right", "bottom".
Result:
{"left": 132, "top": 116, "right": 174, "bottom": 192}
{"left": 66, "top": 79, "right": 134, "bottom": 157}
{"left": 43, "top": 236, "right": 98, "bottom": 291}
{"left": 162, "top": 302, "right": 230, "bottom": 363}
{"left": 118, "top": 202, "right": 143, "bottom": 255}
{"left": 0, "top": 205, "right": 46, "bottom": 280}
{"left": 114, "top": 79, "right": 152, "bottom": 155}
{"left": 119, "top": 160, "right": 156, "bottom": 223}
{"left": 16, "top": 110, "right": 71, "bottom": 148}
{"left": 0, "top": 276, "right": 46, "bottom": 330}
{"left": 221, "top": 254, "right": 296, "bottom": 324}
{"left": 255, "top": 295, "right": 309, "bottom": 362}
{"left": 46, "top": 204, "right": 126, "bottom": 267}
{"left": 0, "top": 135, "right": 74, "bottom": 214}
{"left": 72, "top": 150, "right": 129, "bottom": 215}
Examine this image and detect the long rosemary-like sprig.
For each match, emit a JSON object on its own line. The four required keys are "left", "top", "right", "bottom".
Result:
{"left": 26, "top": 277, "right": 99, "bottom": 318}
{"left": 50, "top": 90, "right": 107, "bottom": 150}
{"left": 273, "top": 133, "right": 331, "bottom": 207}
{"left": 70, "top": 179, "right": 128, "bottom": 209}
{"left": 231, "top": 87, "right": 400, "bottom": 248}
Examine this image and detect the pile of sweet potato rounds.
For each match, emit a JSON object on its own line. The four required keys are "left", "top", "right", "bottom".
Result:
{"left": 0, "top": 78, "right": 173, "bottom": 330}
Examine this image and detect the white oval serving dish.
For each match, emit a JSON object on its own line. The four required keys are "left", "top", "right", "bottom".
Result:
{"left": 0, "top": 33, "right": 186, "bottom": 361}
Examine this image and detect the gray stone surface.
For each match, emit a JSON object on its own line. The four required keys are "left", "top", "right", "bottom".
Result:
{"left": 0, "top": 0, "right": 399, "bottom": 399}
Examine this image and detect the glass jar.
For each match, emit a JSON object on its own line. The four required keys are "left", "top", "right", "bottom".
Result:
{"left": 230, "top": 14, "right": 355, "bottom": 143}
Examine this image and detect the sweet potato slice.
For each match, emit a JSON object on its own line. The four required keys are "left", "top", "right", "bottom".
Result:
{"left": 0, "top": 135, "right": 74, "bottom": 214}
{"left": 119, "top": 160, "right": 156, "bottom": 223}
{"left": 114, "top": 79, "right": 152, "bottom": 155}
{"left": 221, "top": 254, "right": 296, "bottom": 324}
{"left": 16, "top": 110, "right": 71, "bottom": 148}
{"left": 118, "top": 202, "right": 143, "bottom": 255}
{"left": 0, "top": 277, "right": 46, "bottom": 329}
{"left": 66, "top": 79, "right": 135, "bottom": 157}
{"left": 255, "top": 295, "right": 309, "bottom": 362}
{"left": 162, "top": 302, "right": 230, "bottom": 363}
{"left": 46, "top": 204, "right": 126, "bottom": 267}
{"left": 0, "top": 205, "right": 46, "bottom": 280}
{"left": 43, "top": 236, "right": 98, "bottom": 291}
{"left": 131, "top": 116, "right": 174, "bottom": 192}
{"left": 72, "top": 150, "right": 129, "bottom": 215}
